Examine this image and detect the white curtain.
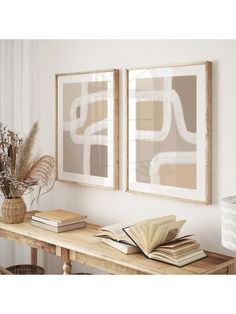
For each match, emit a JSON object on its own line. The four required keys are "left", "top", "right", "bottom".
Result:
{"left": 0, "top": 40, "right": 32, "bottom": 267}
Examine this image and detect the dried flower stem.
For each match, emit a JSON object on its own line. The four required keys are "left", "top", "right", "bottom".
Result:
{"left": 16, "top": 122, "right": 39, "bottom": 181}
{"left": 0, "top": 121, "right": 55, "bottom": 201}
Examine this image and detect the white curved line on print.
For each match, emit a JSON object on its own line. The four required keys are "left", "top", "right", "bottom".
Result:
{"left": 134, "top": 76, "right": 172, "bottom": 142}
{"left": 63, "top": 90, "right": 109, "bottom": 135}
{"left": 63, "top": 82, "right": 108, "bottom": 175}
{"left": 171, "top": 90, "right": 196, "bottom": 144}
{"left": 133, "top": 90, "right": 196, "bottom": 144}
{"left": 149, "top": 151, "right": 196, "bottom": 184}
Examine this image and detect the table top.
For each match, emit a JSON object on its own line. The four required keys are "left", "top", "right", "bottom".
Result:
{"left": 0, "top": 216, "right": 235, "bottom": 274}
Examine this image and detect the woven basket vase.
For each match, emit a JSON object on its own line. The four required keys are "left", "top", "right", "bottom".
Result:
{"left": 1, "top": 198, "right": 26, "bottom": 224}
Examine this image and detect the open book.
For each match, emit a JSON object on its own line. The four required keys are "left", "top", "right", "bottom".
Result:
{"left": 123, "top": 216, "right": 207, "bottom": 267}
{"left": 95, "top": 215, "right": 206, "bottom": 266}
{"left": 102, "top": 238, "right": 140, "bottom": 254}
{"left": 95, "top": 215, "right": 185, "bottom": 247}
{"left": 94, "top": 220, "right": 139, "bottom": 246}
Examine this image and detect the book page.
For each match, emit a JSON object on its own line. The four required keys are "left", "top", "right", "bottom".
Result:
{"left": 156, "top": 237, "right": 195, "bottom": 249}
{"left": 147, "top": 250, "right": 207, "bottom": 267}
{"left": 150, "top": 220, "right": 186, "bottom": 251}
{"left": 155, "top": 241, "right": 199, "bottom": 256}
{"left": 100, "top": 221, "right": 136, "bottom": 235}
{"left": 124, "top": 217, "right": 186, "bottom": 254}
{"left": 102, "top": 238, "right": 139, "bottom": 254}
{"left": 95, "top": 220, "right": 140, "bottom": 245}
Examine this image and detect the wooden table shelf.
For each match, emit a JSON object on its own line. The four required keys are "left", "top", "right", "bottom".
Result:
{"left": 0, "top": 215, "right": 235, "bottom": 275}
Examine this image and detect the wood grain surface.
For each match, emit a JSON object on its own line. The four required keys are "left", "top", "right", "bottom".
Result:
{"left": 0, "top": 217, "right": 235, "bottom": 275}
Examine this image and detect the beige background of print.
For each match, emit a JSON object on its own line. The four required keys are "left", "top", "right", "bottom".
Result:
{"left": 63, "top": 81, "right": 108, "bottom": 177}
{"left": 135, "top": 75, "right": 197, "bottom": 189}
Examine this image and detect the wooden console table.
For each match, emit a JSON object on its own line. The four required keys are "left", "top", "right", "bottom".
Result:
{"left": 0, "top": 216, "right": 235, "bottom": 275}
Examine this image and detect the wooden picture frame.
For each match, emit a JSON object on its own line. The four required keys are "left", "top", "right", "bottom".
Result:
{"left": 56, "top": 69, "right": 119, "bottom": 190}
{"left": 126, "top": 62, "right": 212, "bottom": 204}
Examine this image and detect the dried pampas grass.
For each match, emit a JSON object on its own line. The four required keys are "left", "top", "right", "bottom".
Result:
{"left": 27, "top": 155, "right": 55, "bottom": 190}
{"left": 26, "top": 155, "right": 55, "bottom": 205}
{"left": 0, "top": 121, "right": 55, "bottom": 201}
{"left": 8, "top": 142, "right": 17, "bottom": 172}
{"left": 16, "top": 122, "right": 39, "bottom": 181}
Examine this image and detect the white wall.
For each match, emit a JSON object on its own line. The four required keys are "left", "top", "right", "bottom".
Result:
{"left": 30, "top": 40, "right": 236, "bottom": 273}
{"left": 0, "top": 40, "right": 45, "bottom": 268}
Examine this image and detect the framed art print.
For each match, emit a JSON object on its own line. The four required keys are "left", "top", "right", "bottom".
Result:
{"left": 127, "top": 62, "right": 211, "bottom": 204}
{"left": 56, "top": 69, "right": 119, "bottom": 189}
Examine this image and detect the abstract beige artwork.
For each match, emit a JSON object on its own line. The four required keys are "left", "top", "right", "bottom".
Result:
{"left": 127, "top": 63, "right": 211, "bottom": 203}
{"left": 56, "top": 69, "right": 119, "bottom": 189}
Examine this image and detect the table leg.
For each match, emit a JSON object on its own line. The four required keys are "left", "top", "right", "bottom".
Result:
{"left": 31, "top": 247, "right": 37, "bottom": 266}
{"left": 227, "top": 264, "right": 235, "bottom": 274}
{"left": 63, "top": 259, "right": 72, "bottom": 275}
{"left": 61, "top": 248, "right": 72, "bottom": 275}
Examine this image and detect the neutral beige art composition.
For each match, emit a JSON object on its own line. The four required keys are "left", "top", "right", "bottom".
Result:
{"left": 56, "top": 69, "right": 119, "bottom": 189}
{"left": 127, "top": 62, "right": 211, "bottom": 203}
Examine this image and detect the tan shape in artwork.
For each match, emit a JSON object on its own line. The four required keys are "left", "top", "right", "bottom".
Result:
{"left": 172, "top": 76, "right": 196, "bottom": 133}
{"left": 90, "top": 145, "right": 108, "bottom": 177}
{"left": 159, "top": 164, "right": 196, "bottom": 189}
{"left": 63, "top": 80, "right": 107, "bottom": 124}
{"left": 88, "top": 81, "right": 107, "bottom": 94}
{"left": 136, "top": 77, "right": 165, "bottom": 91}
{"left": 136, "top": 101, "right": 163, "bottom": 131}
{"left": 76, "top": 100, "right": 107, "bottom": 135}
{"left": 63, "top": 82, "right": 82, "bottom": 121}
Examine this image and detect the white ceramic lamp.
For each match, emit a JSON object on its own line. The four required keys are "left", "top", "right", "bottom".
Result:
{"left": 222, "top": 196, "right": 236, "bottom": 250}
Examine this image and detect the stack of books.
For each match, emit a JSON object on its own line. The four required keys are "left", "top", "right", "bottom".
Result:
{"left": 95, "top": 215, "right": 207, "bottom": 267}
{"left": 31, "top": 209, "right": 87, "bottom": 233}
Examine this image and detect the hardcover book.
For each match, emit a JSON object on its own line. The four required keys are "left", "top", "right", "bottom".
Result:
{"left": 32, "top": 209, "right": 87, "bottom": 227}
{"left": 31, "top": 220, "right": 86, "bottom": 233}
{"left": 94, "top": 220, "right": 137, "bottom": 246}
{"left": 102, "top": 238, "right": 139, "bottom": 254}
